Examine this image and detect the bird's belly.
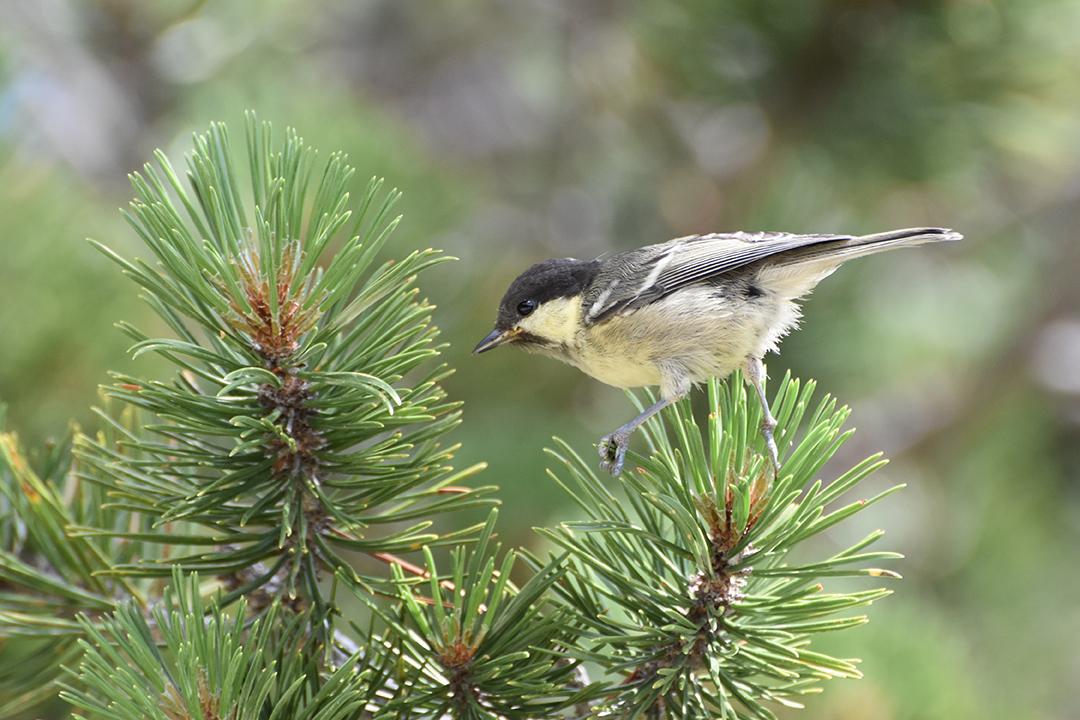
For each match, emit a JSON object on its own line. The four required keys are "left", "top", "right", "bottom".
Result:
{"left": 571, "top": 346, "right": 664, "bottom": 389}
{"left": 575, "top": 286, "right": 784, "bottom": 390}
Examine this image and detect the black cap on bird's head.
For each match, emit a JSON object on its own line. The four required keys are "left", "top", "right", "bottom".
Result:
{"left": 473, "top": 257, "right": 599, "bottom": 353}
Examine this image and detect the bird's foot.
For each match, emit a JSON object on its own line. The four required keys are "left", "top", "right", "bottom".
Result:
{"left": 598, "top": 431, "right": 631, "bottom": 476}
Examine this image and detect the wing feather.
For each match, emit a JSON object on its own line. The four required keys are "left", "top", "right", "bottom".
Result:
{"left": 585, "top": 231, "right": 849, "bottom": 323}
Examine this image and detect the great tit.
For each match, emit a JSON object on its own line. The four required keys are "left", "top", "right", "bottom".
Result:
{"left": 475, "top": 227, "right": 962, "bottom": 476}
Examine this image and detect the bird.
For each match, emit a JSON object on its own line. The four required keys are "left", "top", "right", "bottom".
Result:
{"left": 474, "top": 227, "right": 962, "bottom": 476}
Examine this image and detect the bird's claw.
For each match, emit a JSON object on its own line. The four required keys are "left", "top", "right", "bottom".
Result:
{"left": 598, "top": 432, "right": 630, "bottom": 476}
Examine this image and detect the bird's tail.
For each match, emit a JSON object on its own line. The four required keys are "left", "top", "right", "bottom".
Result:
{"left": 759, "top": 227, "right": 962, "bottom": 299}
{"left": 780, "top": 227, "right": 963, "bottom": 267}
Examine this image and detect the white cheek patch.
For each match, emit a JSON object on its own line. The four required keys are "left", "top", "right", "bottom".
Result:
{"left": 518, "top": 296, "right": 580, "bottom": 346}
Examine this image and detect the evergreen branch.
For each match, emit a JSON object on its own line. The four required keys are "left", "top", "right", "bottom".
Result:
{"left": 60, "top": 569, "right": 380, "bottom": 720}
{"left": 355, "top": 510, "right": 595, "bottom": 719}
{"left": 536, "top": 373, "right": 900, "bottom": 719}
{"left": 74, "top": 116, "right": 494, "bottom": 608}
{"left": 0, "top": 406, "right": 166, "bottom": 708}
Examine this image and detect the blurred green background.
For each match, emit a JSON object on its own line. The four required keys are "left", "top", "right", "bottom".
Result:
{"left": 1, "top": 1, "right": 1078, "bottom": 718}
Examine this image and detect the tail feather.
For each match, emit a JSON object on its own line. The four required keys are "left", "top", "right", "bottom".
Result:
{"left": 759, "top": 226, "right": 962, "bottom": 299}
{"left": 783, "top": 227, "right": 962, "bottom": 266}
{"left": 850, "top": 226, "right": 963, "bottom": 252}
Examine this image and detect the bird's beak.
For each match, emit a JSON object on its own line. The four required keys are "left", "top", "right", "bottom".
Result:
{"left": 473, "top": 327, "right": 521, "bottom": 354}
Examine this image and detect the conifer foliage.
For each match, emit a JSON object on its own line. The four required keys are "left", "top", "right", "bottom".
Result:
{"left": 0, "top": 117, "right": 900, "bottom": 719}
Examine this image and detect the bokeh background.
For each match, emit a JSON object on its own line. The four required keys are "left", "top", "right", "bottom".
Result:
{"left": 2, "top": 1, "right": 1079, "bottom": 718}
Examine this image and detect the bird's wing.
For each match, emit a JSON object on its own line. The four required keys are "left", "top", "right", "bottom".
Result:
{"left": 585, "top": 231, "right": 850, "bottom": 323}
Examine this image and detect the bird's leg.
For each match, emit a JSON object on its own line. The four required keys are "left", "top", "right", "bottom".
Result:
{"left": 599, "top": 396, "right": 677, "bottom": 476}
{"left": 744, "top": 356, "right": 781, "bottom": 477}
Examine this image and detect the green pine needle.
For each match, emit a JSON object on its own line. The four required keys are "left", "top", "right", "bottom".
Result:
{"left": 60, "top": 569, "right": 378, "bottom": 720}
{"left": 537, "top": 373, "right": 901, "bottom": 719}
{"left": 355, "top": 509, "right": 596, "bottom": 719}
{"left": 73, "top": 115, "right": 493, "bottom": 596}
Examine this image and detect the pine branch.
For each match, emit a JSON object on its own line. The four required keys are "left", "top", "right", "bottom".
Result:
{"left": 0, "top": 405, "right": 164, "bottom": 712}
{"left": 356, "top": 510, "right": 594, "bottom": 719}
{"left": 1, "top": 116, "right": 502, "bottom": 714}
{"left": 533, "top": 374, "right": 901, "bottom": 719}
{"left": 60, "top": 568, "right": 381, "bottom": 720}
{"left": 72, "top": 115, "right": 495, "bottom": 612}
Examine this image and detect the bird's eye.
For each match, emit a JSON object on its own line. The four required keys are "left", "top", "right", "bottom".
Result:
{"left": 517, "top": 299, "right": 537, "bottom": 316}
